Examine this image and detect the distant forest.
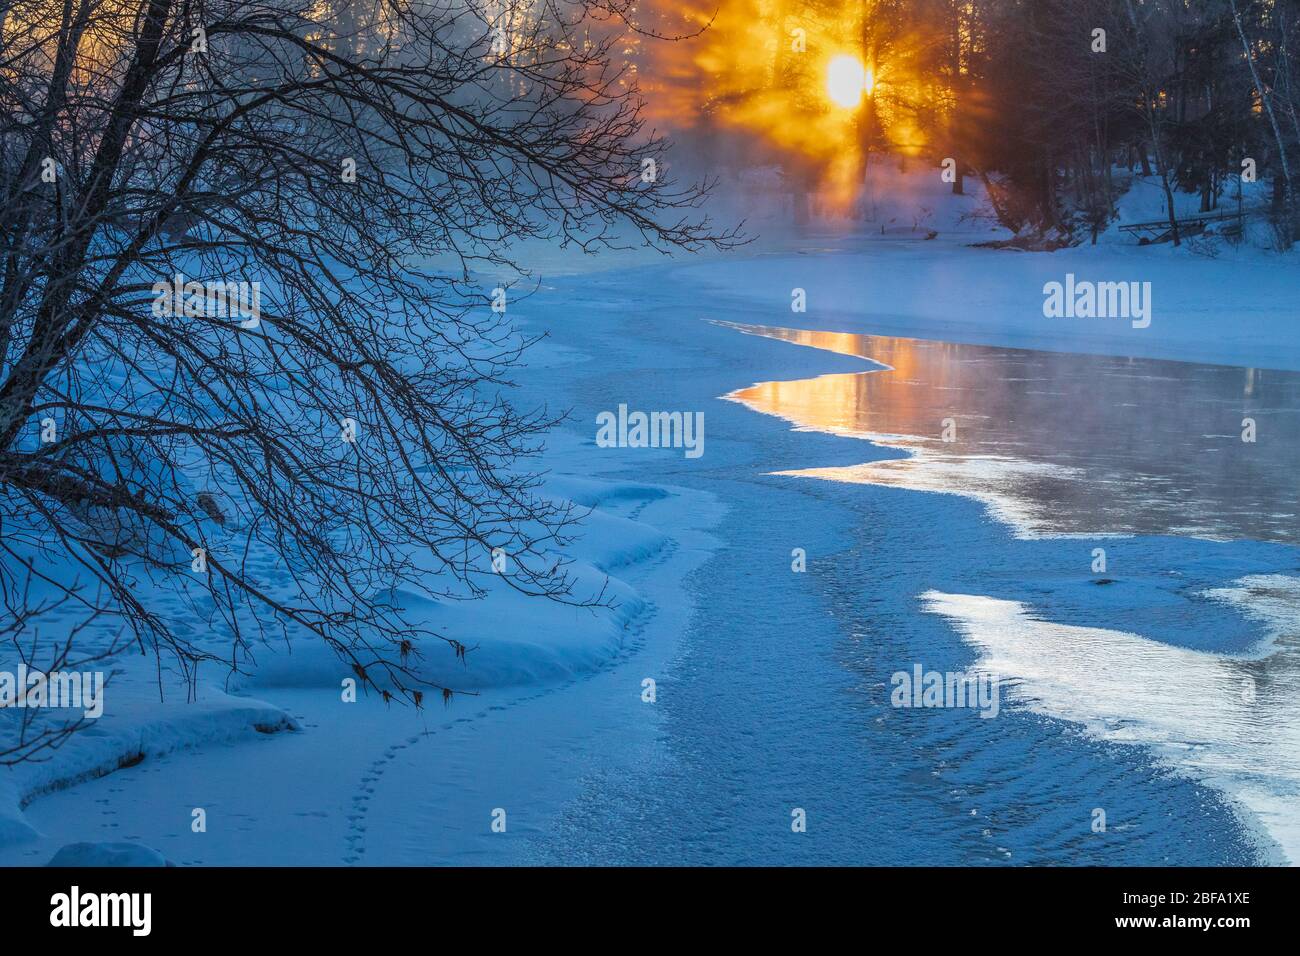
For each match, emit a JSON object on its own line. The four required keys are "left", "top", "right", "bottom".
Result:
{"left": 641, "top": 0, "right": 1300, "bottom": 245}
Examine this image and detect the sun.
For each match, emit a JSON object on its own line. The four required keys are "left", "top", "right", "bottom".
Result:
{"left": 826, "top": 55, "right": 872, "bottom": 108}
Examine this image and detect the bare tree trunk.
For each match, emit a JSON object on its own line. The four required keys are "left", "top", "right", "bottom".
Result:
{"left": 1229, "top": 0, "right": 1294, "bottom": 245}
{"left": 1152, "top": 135, "right": 1182, "bottom": 245}
{"left": 1123, "top": 0, "right": 1180, "bottom": 245}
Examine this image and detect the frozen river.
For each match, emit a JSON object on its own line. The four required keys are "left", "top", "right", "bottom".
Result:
{"left": 508, "top": 264, "right": 1300, "bottom": 865}
{"left": 719, "top": 323, "right": 1300, "bottom": 864}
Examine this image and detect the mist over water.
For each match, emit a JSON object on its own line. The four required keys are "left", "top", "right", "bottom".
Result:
{"left": 724, "top": 323, "right": 1300, "bottom": 545}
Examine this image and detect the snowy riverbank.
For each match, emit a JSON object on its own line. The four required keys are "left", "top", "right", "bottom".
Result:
{"left": 3, "top": 212, "right": 1297, "bottom": 865}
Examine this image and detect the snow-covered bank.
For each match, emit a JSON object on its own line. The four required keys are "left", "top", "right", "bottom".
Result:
{"left": 229, "top": 474, "right": 673, "bottom": 693}
{"left": 0, "top": 387, "right": 724, "bottom": 862}
{"left": 0, "top": 679, "right": 296, "bottom": 847}
{"left": 640, "top": 163, "right": 1300, "bottom": 372}
{"left": 675, "top": 237, "right": 1300, "bottom": 371}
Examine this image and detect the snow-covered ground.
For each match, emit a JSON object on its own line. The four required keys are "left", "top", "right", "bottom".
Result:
{"left": 0, "top": 400, "right": 725, "bottom": 861}
{"left": 3, "top": 165, "right": 1298, "bottom": 866}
